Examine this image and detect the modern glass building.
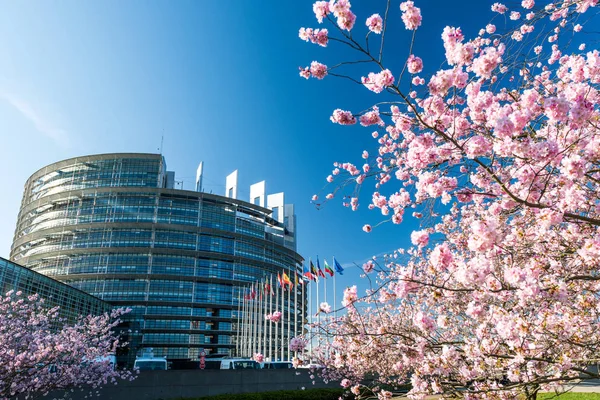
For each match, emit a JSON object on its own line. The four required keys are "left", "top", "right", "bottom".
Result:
{"left": 0, "top": 256, "right": 112, "bottom": 325}
{"left": 10, "top": 153, "right": 304, "bottom": 363}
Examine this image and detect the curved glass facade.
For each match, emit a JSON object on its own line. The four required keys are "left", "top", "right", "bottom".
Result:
{"left": 10, "top": 153, "right": 304, "bottom": 363}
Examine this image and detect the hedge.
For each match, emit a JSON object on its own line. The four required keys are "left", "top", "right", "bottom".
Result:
{"left": 178, "top": 388, "right": 349, "bottom": 400}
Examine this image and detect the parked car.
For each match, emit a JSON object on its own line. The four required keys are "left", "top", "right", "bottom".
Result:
{"left": 261, "top": 361, "right": 293, "bottom": 369}
{"left": 133, "top": 356, "right": 168, "bottom": 371}
{"left": 203, "top": 358, "right": 261, "bottom": 370}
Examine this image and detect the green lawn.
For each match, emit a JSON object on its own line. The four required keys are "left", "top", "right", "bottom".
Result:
{"left": 538, "top": 394, "right": 600, "bottom": 399}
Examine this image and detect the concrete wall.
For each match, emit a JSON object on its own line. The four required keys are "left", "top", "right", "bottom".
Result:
{"left": 59, "top": 369, "right": 338, "bottom": 400}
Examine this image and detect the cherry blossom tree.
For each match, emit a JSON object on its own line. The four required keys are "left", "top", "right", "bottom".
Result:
{"left": 0, "top": 290, "right": 135, "bottom": 399}
{"left": 299, "top": 0, "right": 600, "bottom": 399}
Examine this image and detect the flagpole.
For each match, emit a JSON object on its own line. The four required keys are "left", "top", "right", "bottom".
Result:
{"left": 254, "top": 282, "right": 260, "bottom": 356}
{"left": 258, "top": 279, "right": 263, "bottom": 358}
{"left": 294, "top": 271, "right": 298, "bottom": 348}
{"left": 301, "top": 268, "right": 306, "bottom": 361}
{"left": 323, "top": 264, "right": 327, "bottom": 356}
{"left": 258, "top": 276, "right": 268, "bottom": 357}
{"left": 253, "top": 282, "right": 258, "bottom": 356}
{"left": 333, "top": 257, "right": 337, "bottom": 321}
{"left": 236, "top": 286, "right": 241, "bottom": 357}
{"left": 287, "top": 272, "right": 291, "bottom": 361}
{"left": 248, "top": 283, "right": 253, "bottom": 357}
{"left": 269, "top": 275, "right": 273, "bottom": 361}
{"left": 237, "top": 286, "right": 245, "bottom": 357}
{"left": 280, "top": 278, "right": 285, "bottom": 362}
{"left": 275, "top": 277, "right": 280, "bottom": 361}
{"left": 240, "top": 286, "right": 244, "bottom": 357}
{"left": 316, "top": 260, "right": 320, "bottom": 362}
{"left": 243, "top": 286, "right": 248, "bottom": 357}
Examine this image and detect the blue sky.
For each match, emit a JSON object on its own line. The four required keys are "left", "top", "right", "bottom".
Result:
{"left": 0, "top": 1, "right": 554, "bottom": 306}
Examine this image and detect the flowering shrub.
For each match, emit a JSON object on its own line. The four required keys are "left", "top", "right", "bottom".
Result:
{"left": 0, "top": 290, "right": 134, "bottom": 398}
{"left": 265, "top": 311, "right": 282, "bottom": 323}
{"left": 253, "top": 353, "right": 265, "bottom": 363}
{"left": 290, "top": 337, "right": 309, "bottom": 353}
{"left": 299, "top": 0, "right": 600, "bottom": 398}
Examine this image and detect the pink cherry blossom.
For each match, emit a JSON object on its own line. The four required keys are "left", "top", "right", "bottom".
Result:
{"left": 359, "top": 106, "right": 384, "bottom": 126}
{"left": 289, "top": 336, "right": 308, "bottom": 352}
{"left": 522, "top": 0, "right": 535, "bottom": 9}
{"left": 491, "top": 2, "right": 508, "bottom": 13}
{"left": 400, "top": 1, "right": 422, "bottom": 30}
{"left": 410, "top": 229, "right": 429, "bottom": 247}
{"left": 407, "top": 54, "right": 423, "bottom": 74}
{"left": 361, "top": 69, "right": 395, "bottom": 93}
{"left": 341, "top": 285, "right": 358, "bottom": 307}
{"left": 0, "top": 291, "right": 134, "bottom": 398}
{"left": 310, "top": 61, "right": 328, "bottom": 79}
{"left": 330, "top": 0, "right": 356, "bottom": 31}
{"left": 313, "top": 1, "right": 330, "bottom": 23}
{"left": 299, "top": 27, "right": 329, "bottom": 47}
{"left": 366, "top": 14, "right": 383, "bottom": 34}
{"left": 298, "top": 1, "right": 600, "bottom": 397}
{"left": 265, "top": 311, "right": 282, "bottom": 323}
{"left": 330, "top": 109, "right": 356, "bottom": 125}
{"left": 319, "top": 302, "right": 332, "bottom": 313}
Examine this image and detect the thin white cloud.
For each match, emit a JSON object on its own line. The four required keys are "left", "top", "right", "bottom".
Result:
{"left": 2, "top": 94, "right": 69, "bottom": 147}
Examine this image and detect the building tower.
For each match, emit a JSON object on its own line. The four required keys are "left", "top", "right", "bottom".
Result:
{"left": 10, "top": 153, "right": 304, "bottom": 364}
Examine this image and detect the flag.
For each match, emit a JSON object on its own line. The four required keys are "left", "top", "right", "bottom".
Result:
{"left": 317, "top": 257, "right": 326, "bottom": 279}
{"left": 270, "top": 278, "right": 275, "bottom": 295}
{"left": 324, "top": 259, "right": 335, "bottom": 277}
{"left": 243, "top": 287, "right": 251, "bottom": 301}
{"left": 282, "top": 271, "right": 293, "bottom": 289}
{"left": 334, "top": 257, "right": 345, "bottom": 275}
{"left": 304, "top": 263, "right": 315, "bottom": 281}
{"left": 310, "top": 260, "right": 319, "bottom": 282}
{"left": 277, "top": 272, "right": 283, "bottom": 288}
{"left": 250, "top": 285, "right": 257, "bottom": 300}
{"left": 295, "top": 271, "right": 304, "bottom": 285}
{"left": 265, "top": 282, "right": 271, "bottom": 294}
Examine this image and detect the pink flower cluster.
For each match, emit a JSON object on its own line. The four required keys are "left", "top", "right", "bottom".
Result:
{"left": 491, "top": 2, "right": 508, "bottom": 13}
{"left": 407, "top": 54, "right": 423, "bottom": 74}
{"left": 360, "top": 106, "right": 384, "bottom": 127}
{"left": 362, "top": 69, "right": 395, "bottom": 93}
{"left": 366, "top": 14, "right": 383, "bottom": 34}
{"left": 441, "top": 26, "right": 474, "bottom": 66}
{"left": 299, "top": 27, "right": 329, "bottom": 47}
{"left": 342, "top": 285, "right": 358, "bottom": 307}
{"left": 330, "top": 109, "right": 357, "bottom": 125}
{"left": 319, "top": 302, "right": 332, "bottom": 313}
{"left": 299, "top": 0, "right": 600, "bottom": 397}
{"left": 410, "top": 229, "right": 429, "bottom": 247}
{"left": 521, "top": 0, "right": 534, "bottom": 9}
{"left": 0, "top": 291, "right": 134, "bottom": 398}
{"left": 400, "top": 1, "right": 422, "bottom": 30}
{"left": 313, "top": 1, "right": 330, "bottom": 23}
{"left": 289, "top": 336, "right": 308, "bottom": 352}
{"left": 330, "top": 0, "right": 356, "bottom": 31}
{"left": 265, "top": 311, "right": 282, "bottom": 323}
{"left": 300, "top": 61, "right": 328, "bottom": 80}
